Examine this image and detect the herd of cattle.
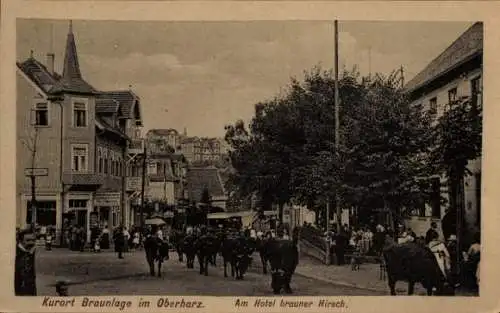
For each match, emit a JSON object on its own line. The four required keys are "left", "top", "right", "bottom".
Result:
{"left": 143, "top": 227, "right": 299, "bottom": 295}
{"left": 142, "top": 227, "right": 463, "bottom": 296}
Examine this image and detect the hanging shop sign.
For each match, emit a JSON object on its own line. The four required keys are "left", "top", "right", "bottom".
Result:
{"left": 94, "top": 192, "right": 121, "bottom": 207}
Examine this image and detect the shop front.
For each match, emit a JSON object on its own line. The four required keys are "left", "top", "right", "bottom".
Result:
{"left": 94, "top": 192, "right": 121, "bottom": 230}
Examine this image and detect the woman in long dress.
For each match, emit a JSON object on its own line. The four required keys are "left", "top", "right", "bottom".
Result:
{"left": 428, "top": 232, "right": 451, "bottom": 280}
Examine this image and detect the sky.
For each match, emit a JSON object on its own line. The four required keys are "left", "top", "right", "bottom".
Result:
{"left": 17, "top": 19, "right": 473, "bottom": 137}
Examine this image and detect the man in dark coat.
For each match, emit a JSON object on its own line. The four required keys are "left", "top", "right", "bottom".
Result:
{"left": 114, "top": 226, "right": 125, "bottom": 259}
{"left": 425, "top": 222, "right": 439, "bottom": 245}
{"left": 15, "top": 229, "right": 37, "bottom": 296}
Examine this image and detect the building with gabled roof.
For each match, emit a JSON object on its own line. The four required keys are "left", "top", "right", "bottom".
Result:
{"left": 403, "top": 22, "right": 482, "bottom": 240}
{"left": 16, "top": 21, "right": 145, "bottom": 244}
{"left": 186, "top": 166, "right": 227, "bottom": 209}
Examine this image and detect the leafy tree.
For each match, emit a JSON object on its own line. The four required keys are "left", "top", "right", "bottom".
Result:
{"left": 430, "top": 96, "right": 482, "bottom": 247}
{"left": 225, "top": 66, "right": 434, "bottom": 228}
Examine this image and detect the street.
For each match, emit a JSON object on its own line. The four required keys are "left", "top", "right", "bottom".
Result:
{"left": 36, "top": 248, "right": 384, "bottom": 296}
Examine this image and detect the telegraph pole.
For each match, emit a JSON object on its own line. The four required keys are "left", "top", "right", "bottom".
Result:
{"left": 334, "top": 20, "right": 342, "bottom": 232}
{"left": 140, "top": 145, "right": 147, "bottom": 233}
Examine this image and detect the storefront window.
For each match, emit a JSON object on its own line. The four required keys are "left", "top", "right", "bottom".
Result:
{"left": 26, "top": 200, "right": 56, "bottom": 226}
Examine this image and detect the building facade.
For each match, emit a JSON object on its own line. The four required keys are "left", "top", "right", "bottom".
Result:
{"left": 180, "top": 136, "right": 226, "bottom": 164}
{"left": 16, "top": 22, "right": 144, "bottom": 243}
{"left": 404, "top": 22, "right": 483, "bottom": 237}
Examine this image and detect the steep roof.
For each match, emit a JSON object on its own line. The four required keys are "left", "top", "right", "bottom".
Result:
{"left": 147, "top": 128, "right": 179, "bottom": 137}
{"left": 95, "top": 116, "right": 129, "bottom": 140}
{"left": 49, "top": 21, "right": 96, "bottom": 95}
{"left": 186, "top": 167, "right": 226, "bottom": 202}
{"left": 405, "top": 22, "right": 483, "bottom": 93}
{"left": 16, "top": 57, "right": 61, "bottom": 93}
{"left": 97, "top": 91, "right": 138, "bottom": 120}
{"left": 96, "top": 98, "right": 120, "bottom": 114}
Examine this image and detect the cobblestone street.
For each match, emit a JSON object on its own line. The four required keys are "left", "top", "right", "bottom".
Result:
{"left": 35, "top": 248, "right": 386, "bottom": 296}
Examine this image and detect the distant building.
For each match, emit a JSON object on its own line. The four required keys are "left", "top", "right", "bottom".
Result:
{"left": 186, "top": 167, "right": 227, "bottom": 209}
{"left": 404, "top": 22, "right": 482, "bottom": 238}
{"left": 146, "top": 128, "right": 181, "bottom": 153}
{"left": 180, "top": 135, "right": 227, "bottom": 165}
{"left": 16, "top": 21, "right": 144, "bottom": 243}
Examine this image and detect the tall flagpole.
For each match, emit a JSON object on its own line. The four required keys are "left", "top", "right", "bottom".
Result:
{"left": 334, "top": 20, "right": 342, "bottom": 232}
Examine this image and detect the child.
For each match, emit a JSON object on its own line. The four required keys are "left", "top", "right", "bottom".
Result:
{"left": 94, "top": 235, "right": 101, "bottom": 253}
{"left": 351, "top": 240, "right": 362, "bottom": 271}
{"left": 132, "top": 232, "right": 140, "bottom": 250}
{"left": 45, "top": 231, "right": 53, "bottom": 251}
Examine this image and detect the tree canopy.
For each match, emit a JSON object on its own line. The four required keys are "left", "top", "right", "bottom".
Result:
{"left": 225, "top": 66, "right": 437, "bottom": 225}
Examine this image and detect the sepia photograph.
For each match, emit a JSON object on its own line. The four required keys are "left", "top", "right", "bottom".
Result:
{"left": 14, "top": 17, "right": 482, "bottom": 299}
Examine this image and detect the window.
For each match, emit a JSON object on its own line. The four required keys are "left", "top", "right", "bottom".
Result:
{"left": 34, "top": 103, "right": 49, "bottom": 126}
{"left": 448, "top": 87, "right": 457, "bottom": 104}
{"left": 73, "top": 100, "right": 88, "bottom": 127}
{"left": 69, "top": 199, "right": 88, "bottom": 209}
{"left": 471, "top": 76, "right": 481, "bottom": 111}
{"left": 429, "top": 98, "right": 437, "bottom": 114}
{"left": 26, "top": 200, "right": 56, "bottom": 226}
{"left": 103, "top": 149, "right": 109, "bottom": 174}
{"left": 71, "top": 144, "right": 88, "bottom": 172}
{"left": 98, "top": 149, "right": 103, "bottom": 173}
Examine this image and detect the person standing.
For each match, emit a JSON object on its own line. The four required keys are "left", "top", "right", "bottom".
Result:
{"left": 425, "top": 222, "right": 439, "bottom": 245}
{"left": 15, "top": 229, "right": 37, "bottom": 296}
{"left": 114, "top": 226, "right": 125, "bottom": 259}
{"left": 446, "top": 234, "right": 459, "bottom": 287}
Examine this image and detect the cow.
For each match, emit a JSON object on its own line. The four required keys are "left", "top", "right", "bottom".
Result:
{"left": 267, "top": 229, "right": 300, "bottom": 294}
{"left": 382, "top": 239, "right": 454, "bottom": 296}
{"left": 144, "top": 235, "right": 170, "bottom": 277}
{"left": 255, "top": 232, "right": 273, "bottom": 275}
{"left": 181, "top": 233, "right": 198, "bottom": 269}
{"left": 221, "top": 232, "right": 254, "bottom": 280}
{"left": 195, "top": 229, "right": 220, "bottom": 276}
{"left": 170, "top": 229, "right": 185, "bottom": 262}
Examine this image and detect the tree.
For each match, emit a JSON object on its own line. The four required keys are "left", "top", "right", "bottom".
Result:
{"left": 430, "top": 96, "right": 482, "bottom": 248}
{"left": 21, "top": 123, "right": 40, "bottom": 227}
{"left": 225, "top": 66, "right": 434, "bottom": 228}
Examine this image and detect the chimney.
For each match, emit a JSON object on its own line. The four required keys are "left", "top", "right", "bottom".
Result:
{"left": 46, "top": 53, "right": 55, "bottom": 75}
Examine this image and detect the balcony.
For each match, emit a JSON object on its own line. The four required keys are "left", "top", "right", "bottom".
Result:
{"left": 63, "top": 173, "right": 122, "bottom": 191}
{"left": 62, "top": 173, "right": 105, "bottom": 190}
{"left": 128, "top": 138, "right": 145, "bottom": 155}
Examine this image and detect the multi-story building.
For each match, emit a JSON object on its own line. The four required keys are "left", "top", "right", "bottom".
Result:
{"left": 180, "top": 136, "right": 225, "bottom": 164}
{"left": 146, "top": 128, "right": 181, "bottom": 153}
{"left": 16, "top": 21, "right": 144, "bottom": 243}
{"left": 404, "top": 22, "right": 482, "bottom": 237}
{"left": 145, "top": 135, "right": 188, "bottom": 208}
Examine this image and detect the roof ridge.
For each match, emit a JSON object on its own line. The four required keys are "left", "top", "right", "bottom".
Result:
{"left": 405, "top": 22, "right": 482, "bottom": 93}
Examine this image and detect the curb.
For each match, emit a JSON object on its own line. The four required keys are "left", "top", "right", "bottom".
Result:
{"left": 293, "top": 270, "right": 386, "bottom": 293}
{"left": 248, "top": 253, "right": 386, "bottom": 293}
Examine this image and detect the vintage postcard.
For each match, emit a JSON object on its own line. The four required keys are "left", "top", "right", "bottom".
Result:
{"left": 1, "top": 1, "right": 500, "bottom": 313}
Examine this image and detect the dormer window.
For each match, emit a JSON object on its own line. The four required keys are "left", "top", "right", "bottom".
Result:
{"left": 72, "top": 98, "right": 88, "bottom": 127}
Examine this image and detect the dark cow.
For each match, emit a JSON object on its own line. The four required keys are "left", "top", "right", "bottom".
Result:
{"left": 181, "top": 233, "right": 198, "bottom": 269}
{"left": 256, "top": 233, "right": 273, "bottom": 274}
{"left": 195, "top": 231, "right": 220, "bottom": 276}
{"left": 144, "top": 236, "right": 170, "bottom": 277}
{"left": 383, "top": 241, "right": 454, "bottom": 295}
{"left": 267, "top": 231, "right": 299, "bottom": 294}
{"left": 171, "top": 229, "right": 185, "bottom": 262}
{"left": 221, "top": 232, "right": 254, "bottom": 280}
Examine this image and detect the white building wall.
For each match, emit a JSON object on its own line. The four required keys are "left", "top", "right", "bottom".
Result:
{"left": 406, "top": 68, "right": 482, "bottom": 237}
